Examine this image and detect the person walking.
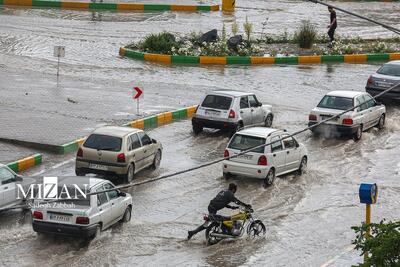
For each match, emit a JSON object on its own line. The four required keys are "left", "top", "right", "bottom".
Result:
{"left": 327, "top": 6, "right": 337, "bottom": 47}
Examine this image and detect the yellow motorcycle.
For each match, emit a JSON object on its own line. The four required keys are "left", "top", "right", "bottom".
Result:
{"left": 204, "top": 205, "right": 266, "bottom": 246}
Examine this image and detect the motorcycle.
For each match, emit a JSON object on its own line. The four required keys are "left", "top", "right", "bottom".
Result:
{"left": 204, "top": 206, "right": 266, "bottom": 246}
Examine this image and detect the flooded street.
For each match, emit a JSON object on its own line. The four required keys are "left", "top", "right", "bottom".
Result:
{"left": 1, "top": 1, "right": 400, "bottom": 266}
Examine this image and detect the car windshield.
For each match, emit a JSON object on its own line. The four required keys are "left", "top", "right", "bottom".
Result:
{"left": 317, "top": 95, "right": 353, "bottom": 110}
{"left": 377, "top": 64, "right": 400, "bottom": 77}
{"left": 0, "top": 166, "right": 15, "bottom": 184}
{"left": 228, "top": 134, "right": 265, "bottom": 153}
{"left": 84, "top": 134, "right": 122, "bottom": 151}
{"left": 201, "top": 95, "right": 232, "bottom": 110}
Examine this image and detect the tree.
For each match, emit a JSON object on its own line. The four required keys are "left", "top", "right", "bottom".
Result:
{"left": 352, "top": 220, "right": 400, "bottom": 266}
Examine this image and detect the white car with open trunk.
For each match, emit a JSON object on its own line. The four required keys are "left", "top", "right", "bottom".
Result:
{"left": 308, "top": 91, "right": 386, "bottom": 140}
{"left": 222, "top": 127, "right": 308, "bottom": 188}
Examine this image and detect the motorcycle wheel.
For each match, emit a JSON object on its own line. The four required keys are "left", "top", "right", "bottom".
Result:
{"left": 247, "top": 220, "right": 266, "bottom": 238}
{"left": 205, "top": 222, "right": 222, "bottom": 246}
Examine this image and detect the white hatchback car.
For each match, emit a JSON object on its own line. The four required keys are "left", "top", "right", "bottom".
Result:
{"left": 222, "top": 127, "right": 308, "bottom": 188}
{"left": 192, "top": 90, "right": 273, "bottom": 136}
{"left": 0, "top": 164, "right": 35, "bottom": 211}
{"left": 32, "top": 177, "right": 132, "bottom": 240}
{"left": 308, "top": 91, "right": 386, "bottom": 140}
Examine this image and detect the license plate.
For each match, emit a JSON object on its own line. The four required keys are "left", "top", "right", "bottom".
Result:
{"left": 205, "top": 110, "right": 220, "bottom": 117}
{"left": 49, "top": 214, "right": 70, "bottom": 222}
{"left": 89, "top": 163, "right": 108, "bottom": 171}
{"left": 320, "top": 115, "right": 337, "bottom": 121}
{"left": 376, "top": 82, "right": 391, "bottom": 88}
{"left": 237, "top": 154, "right": 253, "bottom": 160}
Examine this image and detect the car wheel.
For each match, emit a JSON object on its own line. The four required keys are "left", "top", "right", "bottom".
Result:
{"left": 353, "top": 125, "right": 363, "bottom": 141}
{"left": 152, "top": 150, "right": 162, "bottom": 170}
{"left": 230, "top": 122, "right": 243, "bottom": 137}
{"left": 125, "top": 164, "right": 135, "bottom": 183}
{"left": 297, "top": 156, "right": 307, "bottom": 175}
{"left": 263, "top": 169, "right": 275, "bottom": 188}
{"left": 223, "top": 172, "right": 231, "bottom": 180}
{"left": 377, "top": 114, "right": 385, "bottom": 130}
{"left": 193, "top": 124, "right": 203, "bottom": 135}
{"left": 264, "top": 114, "right": 273, "bottom": 127}
{"left": 120, "top": 207, "right": 132, "bottom": 223}
{"left": 75, "top": 167, "right": 86, "bottom": 176}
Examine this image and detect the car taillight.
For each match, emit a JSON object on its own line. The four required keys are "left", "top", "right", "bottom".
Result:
{"left": 257, "top": 155, "right": 268, "bottom": 166}
{"left": 77, "top": 147, "right": 83, "bottom": 157}
{"left": 224, "top": 150, "right": 229, "bottom": 158}
{"left": 342, "top": 118, "right": 353, "bottom": 125}
{"left": 76, "top": 216, "right": 89, "bottom": 225}
{"left": 229, "top": 109, "right": 236, "bottom": 119}
{"left": 309, "top": 114, "right": 317, "bottom": 121}
{"left": 33, "top": 211, "right": 43, "bottom": 220}
{"left": 117, "top": 153, "right": 126, "bottom": 163}
{"left": 367, "top": 76, "right": 374, "bottom": 86}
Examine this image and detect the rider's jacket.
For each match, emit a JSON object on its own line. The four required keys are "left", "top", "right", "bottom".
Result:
{"left": 208, "top": 189, "right": 245, "bottom": 213}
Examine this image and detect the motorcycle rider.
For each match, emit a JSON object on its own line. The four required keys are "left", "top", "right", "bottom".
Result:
{"left": 187, "top": 183, "right": 251, "bottom": 240}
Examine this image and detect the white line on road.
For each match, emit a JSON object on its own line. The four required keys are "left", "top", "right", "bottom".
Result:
{"left": 320, "top": 245, "right": 355, "bottom": 267}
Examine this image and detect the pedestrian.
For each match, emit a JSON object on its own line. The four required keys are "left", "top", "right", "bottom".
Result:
{"left": 327, "top": 6, "right": 337, "bottom": 47}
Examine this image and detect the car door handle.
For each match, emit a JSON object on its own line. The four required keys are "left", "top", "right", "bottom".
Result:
{"left": 273, "top": 154, "right": 276, "bottom": 157}
{"left": 4, "top": 187, "right": 8, "bottom": 190}
{"left": 112, "top": 203, "right": 114, "bottom": 206}
{"left": 99, "top": 208, "right": 102, "bottom": 211}
{"left": 287, "top": 151, "right": 290, "bottom": 154}
{"left": 251, "top": 109, "right": 254, "bottom": 112}
{"left": 144, "top": 150, "right": 147, "bottom": 153}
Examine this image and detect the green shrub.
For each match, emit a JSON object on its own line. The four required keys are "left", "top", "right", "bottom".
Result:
{"left": 352, "top": 220, "right": 400, "bottom": 267}
{"left": 140, "top": 32, "right": 179, "bottom": 54}
{"left": 294, "top": 20, "right": 317, "bottom": 49}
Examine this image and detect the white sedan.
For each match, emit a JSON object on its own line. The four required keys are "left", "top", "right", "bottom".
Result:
{"left": 308, "top": 91, "right": 386, "bottom": 140}
{"left": 32, "top": 177, "right": 132, "bottom": 240}
{"left": 222, "top": 127, "right": 308, "bottom": 188}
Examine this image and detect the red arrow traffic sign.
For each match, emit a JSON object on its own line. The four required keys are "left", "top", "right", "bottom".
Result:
{"left": 133, "top": 87, "right": 143, "bottom": 99}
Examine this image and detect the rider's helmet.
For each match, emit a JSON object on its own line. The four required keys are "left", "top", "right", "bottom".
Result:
{"left": 228, "top": 183, "right": 237, "bottom": 193}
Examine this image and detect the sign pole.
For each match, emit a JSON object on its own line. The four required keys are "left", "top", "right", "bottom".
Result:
{"left": 137, "top": 98, "right": 140, "bottom": 115}
{"left": 364, "top": 203, "right": 371, "bottom": 262}
{"left": 57, "top": 55, "right": 60, "bottom": 86}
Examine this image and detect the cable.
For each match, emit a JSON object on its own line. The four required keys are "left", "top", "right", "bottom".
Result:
{"left": 307, "top": 0, "right": 400, "bottom": 35}
{"left": 2, "top": 83, "right": 398, "bottom": 212}
{"left": 88, "top": 82, "right": 400, "bottom": 196}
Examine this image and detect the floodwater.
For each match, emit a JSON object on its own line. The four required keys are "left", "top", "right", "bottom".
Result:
{"left": 0, "top": 1, "right": 400, "bottom": 266}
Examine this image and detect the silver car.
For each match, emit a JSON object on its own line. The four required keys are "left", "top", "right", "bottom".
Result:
{"left": 192, "top": 90, "right": 274, "bottom": 136}
{"left": 0, "top": 164, "right": 35, "bottom": 210}
{"left": 32, "top": 177, "right": 132, "bottom": 240}
{"left": 366, "top": 60, "right": 400, "bottom": 101}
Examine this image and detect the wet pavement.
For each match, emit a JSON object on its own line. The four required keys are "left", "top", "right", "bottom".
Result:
{"left": 1, "top": 1, "right": 400, "bottom": 266}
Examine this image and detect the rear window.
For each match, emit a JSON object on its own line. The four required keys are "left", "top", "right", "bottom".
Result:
{"left": 201, "top": 95, "right": 232, "bottom": 110}
{"left": 228, "top": 134, "right": 266, "bottom": 153}
{"left": 84, "top": 134, "right": 122, "bottom": 151}
{"left": 317, "top": 95, "right": 353, "bottom": 110}
{"left": 377, "top": 64, "right": 400, "bottom": 77}
{"left": 40, "top": 187, "right": 90, "bottom": 206}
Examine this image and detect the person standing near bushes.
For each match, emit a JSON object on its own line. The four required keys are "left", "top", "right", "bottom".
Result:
{"left": 327, "top": 6, "right": 337, "bottom": 47}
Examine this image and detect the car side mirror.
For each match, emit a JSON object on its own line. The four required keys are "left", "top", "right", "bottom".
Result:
{"left": 152, "top": 138, "right": 157, "bottom": 144}
{"left": 296, "top": 142, "right": 300, "bottom": 148}
{"left": 15, "top": 175, "right": 23, "bottom": 182}
{"left": 258, "top": 102, "right": 263, "bottom": 107}
{"left": 375, "top": 101, "right": 381, "bottom": 106}
{"left": 118, "top": 191, "right": 126, "bottom": 197}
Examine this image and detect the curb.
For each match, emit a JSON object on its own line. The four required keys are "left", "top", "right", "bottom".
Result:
{"left": 58, "top": 105, "right": 197, "bottom": 154}
{"left": 6, "top": 154, "right": 42, "bottom": 173}
{"left": 120, "top": 47, "right": 400, "bottom": 65}
{"left": 0, "top": 0, "right": 219, "bottom": 11}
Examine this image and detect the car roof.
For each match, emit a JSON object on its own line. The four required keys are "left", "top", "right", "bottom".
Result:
{"left": 385, "top": 60, "right": 400, "bottom": 65}
{"left": 236, "top": 127, "right": 283, "bottom": 138}
{"left": 91, "top": 126, "right": 142, "bottom": 138}
{"left": 326, "top": 90, "right": 364, "bottom": 98}
{"left": 209, "top": 90, "right": 253, "bottom": 98}
{"left": 58, "top": 177, "right": 109, "bottom": 190}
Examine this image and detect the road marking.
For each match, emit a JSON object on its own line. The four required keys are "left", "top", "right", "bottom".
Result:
{"left": 320, "top": 245, "right": 355, "bottom": 267}
{"left": 31, "top": 158, "right": 75, "bottom": 176}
